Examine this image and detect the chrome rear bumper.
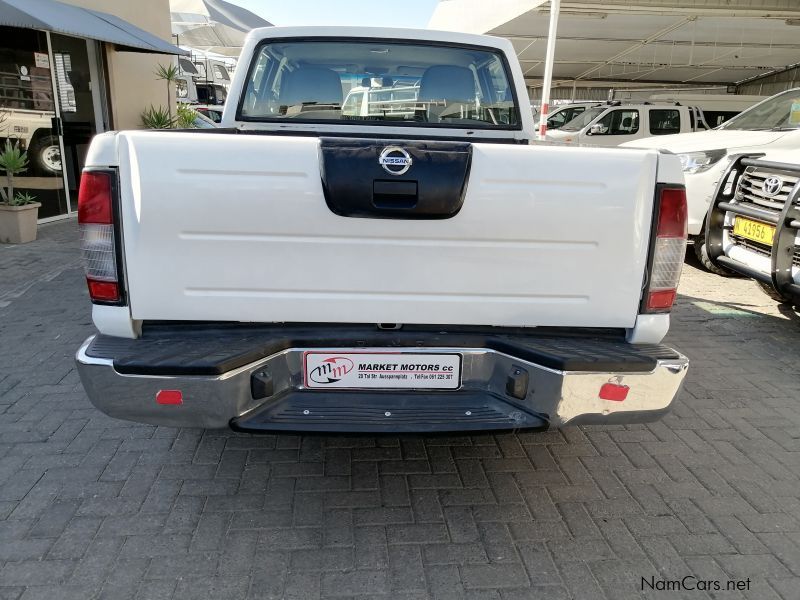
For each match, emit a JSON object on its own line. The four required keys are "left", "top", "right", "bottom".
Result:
{"left": 76, "top": 334, "right": 688, "bottom": 432}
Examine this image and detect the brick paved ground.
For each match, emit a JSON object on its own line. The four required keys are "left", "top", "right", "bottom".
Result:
{"left": 1, "top": 218, "right": 799, "bottom": 599}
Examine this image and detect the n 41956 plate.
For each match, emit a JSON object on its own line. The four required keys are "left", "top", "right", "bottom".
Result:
{"left": 733, "top": 216, "right": 775, "bottom": 246}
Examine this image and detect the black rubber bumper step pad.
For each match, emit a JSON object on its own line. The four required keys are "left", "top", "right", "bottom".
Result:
{"left": 231, "top": 392, "right": 547, "bottom": 433}
{"left": 85, "top": 324, "right": 680, "bottom": 376}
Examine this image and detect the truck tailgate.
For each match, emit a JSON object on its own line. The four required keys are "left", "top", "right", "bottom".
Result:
{"left": 115, "top": 131, "right": 657, "bottom": 328}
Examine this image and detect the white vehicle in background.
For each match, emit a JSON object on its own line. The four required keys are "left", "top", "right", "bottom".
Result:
{"left": 646, "top": 93, "right": 765, "bottom": 128}
{"left": 547, "top": 102, "right": 700, "bottom": 146}
{"left": 0, "top": 108, "right": 61, "bottom": 175}
{"left": 175, "top": 52, "right": 233, "bottom": 107}
{"left": 342, "top": 80, "right": 420, "bottom": 119}
{"left": 624, "top": 88, "right": 800, "bottom": 274}
{"left": 706, "top": 151, "right": 800, "bottom": 306}
{"left": 545, "top": 102, "right": 597, "bottom": 130}
{"left": 193, "top": 104, "right": 224, "bottom": 123}
{"left": 547, "top": 95, "right": 765, "bottom": 147}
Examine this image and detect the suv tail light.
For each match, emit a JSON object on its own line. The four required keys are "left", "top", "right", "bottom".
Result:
{"left": 78, "top": 171, "right": 124, "bottom": 304}
{"left": 642, "top": 186, "right": 687, "bottom": 313}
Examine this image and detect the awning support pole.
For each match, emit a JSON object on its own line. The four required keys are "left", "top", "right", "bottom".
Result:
{"left": 537, "top": 0, "right": 561, "bottom": 140}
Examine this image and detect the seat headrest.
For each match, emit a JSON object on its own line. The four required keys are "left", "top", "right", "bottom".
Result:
{"left": 418, "top": 65, "right": 475, "bottom": 102}
{"left": 279, "top": 67, "right": 343, "bottom": 106}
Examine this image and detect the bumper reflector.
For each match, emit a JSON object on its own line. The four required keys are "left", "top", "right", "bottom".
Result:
{"left": 86, "top": 279, "right": 120, "bottom": 303}
{"left": 599, "top": 382, "right": 629, "bottom": 401}
{"left": 156, "top": 390, "right": 183, "bottom": 405}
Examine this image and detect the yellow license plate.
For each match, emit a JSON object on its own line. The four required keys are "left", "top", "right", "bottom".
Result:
{"left": 733, "top": 217, "right": 775, "bottom": 246}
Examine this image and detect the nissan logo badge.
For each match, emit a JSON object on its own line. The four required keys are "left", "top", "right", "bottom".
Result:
{"left": 378, "top": 146, "right": 413, "bottom": 176}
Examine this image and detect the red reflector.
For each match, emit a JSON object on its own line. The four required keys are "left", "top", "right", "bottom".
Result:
{"left": 646, "top": 289, "right": 677, "bottom": 311}
{"left": 656, "top": 188, "right": 688, "bottom": 238}
{"left": 599, "top": 382, "right": 629, "bottom": 401}
{"left": 86, "top": 279, "right": 120, "bottom": 302}
{"left": 156, "top": 390, "right": 183, "bottom": 405}
{"left": 78, "top": 171, "right": 113, "bottom": 224}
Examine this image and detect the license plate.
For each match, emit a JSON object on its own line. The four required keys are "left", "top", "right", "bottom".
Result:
{"left": 303, "top": 352, "right": 461, "bottom": 390}
{"left": 733, "top": 217, "right": 775, "bottom": 246}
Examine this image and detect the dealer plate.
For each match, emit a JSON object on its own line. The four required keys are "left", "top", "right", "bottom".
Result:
{"left": 733, "top": 216, "right": 775, "bottom": 246}
{"left": 303, "top": 352, "right": 461, "bottom": 390}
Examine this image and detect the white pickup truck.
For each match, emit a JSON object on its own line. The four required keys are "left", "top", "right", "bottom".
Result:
{"left": 75, "top": 26, "right": 689, "bottom": 433}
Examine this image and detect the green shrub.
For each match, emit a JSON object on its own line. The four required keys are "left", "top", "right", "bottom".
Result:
{"left": 176, "top": 104, "right": 199, "bottom": 129}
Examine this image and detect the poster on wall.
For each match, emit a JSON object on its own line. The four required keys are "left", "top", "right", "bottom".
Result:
{"left": 34, "top": 52, "right": 50, "bottom": 69}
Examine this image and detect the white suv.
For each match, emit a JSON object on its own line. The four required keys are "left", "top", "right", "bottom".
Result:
{"left": 706, "top": 150, "right": 800, "bottom": 306}
{"left": 624, "top": 89, "right": 800, "bottom": 273}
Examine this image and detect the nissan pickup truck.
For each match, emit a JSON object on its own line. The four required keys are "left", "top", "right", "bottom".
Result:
{"left": 75, "top": 26, "right": 689, "bottom": 433}
{"left": 706, "top": 151, "right": 800, "bottom": 307}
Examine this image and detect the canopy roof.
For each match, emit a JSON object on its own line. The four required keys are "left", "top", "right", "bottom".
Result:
{"left": 0, "top": 0, "right": 186, "bottom": 55}
{"left": 429, "top": 0, "right": 800, "bottom": 87}
{"left": 171, "top": 0, "right": 272, "bottom": 57}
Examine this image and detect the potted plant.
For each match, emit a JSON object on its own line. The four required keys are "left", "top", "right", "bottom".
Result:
{"left": 0, "top": 140, "right": 41, "bottom": 244}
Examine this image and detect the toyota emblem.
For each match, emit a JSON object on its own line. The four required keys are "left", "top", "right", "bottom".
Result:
{"left": 762, "top": 176, "right": 783, "bottom": 197}
{"left": 378, "top": 146, "right": 413, "bottom": 176}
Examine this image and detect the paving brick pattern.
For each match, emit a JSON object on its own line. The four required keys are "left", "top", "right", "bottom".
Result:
{"left": 1, "top": 218, "right": 799, "bottom": 599}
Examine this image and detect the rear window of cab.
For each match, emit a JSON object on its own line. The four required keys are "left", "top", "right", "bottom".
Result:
{"left": 238, "top": 40, "right": 521, "bottom": 130}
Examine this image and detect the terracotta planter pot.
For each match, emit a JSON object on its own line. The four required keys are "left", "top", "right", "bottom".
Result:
{"left": 0, "top": 202, "right": 41, "bottom": 244}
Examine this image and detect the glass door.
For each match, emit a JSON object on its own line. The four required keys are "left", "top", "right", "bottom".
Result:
{"left": 0, "top": 26, "right": 68, "bottom": 219}
{"left": 49, "top": 33, "right": 106, "bottom": 213}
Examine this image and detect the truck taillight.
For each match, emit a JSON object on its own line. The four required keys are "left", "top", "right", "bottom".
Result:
{"left": 78, "top": 171, "right": 123, "bottom": 304}
{"left": 643, "top": 186, "right": 687, "bottom": 313}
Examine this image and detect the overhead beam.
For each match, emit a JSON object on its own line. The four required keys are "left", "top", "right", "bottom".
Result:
{"left": 538, "top": 1, "right": 800, "bottom": 18}
{"left": 507, "top": 35, "right": 800, "bottom": 51}
{"left": 572, "top": 15, "right": 696, "bottom": 80}
{"left": 524, "top": 75, "right": 741, "bottom": 84}
{"left": 518, "top": 60, "right": 780, "bottom": 71}
{"left": 627, "top": 43, "right": 746, "bottom": 81}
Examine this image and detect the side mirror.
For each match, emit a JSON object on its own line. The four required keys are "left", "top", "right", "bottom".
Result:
{"left": 589, "top": 124, "right": 605, "bottom": 135}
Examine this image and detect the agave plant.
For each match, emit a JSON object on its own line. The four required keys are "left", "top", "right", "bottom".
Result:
{"left": 12, "top": 191, "right": 37, "bottom": 206}
{"left": 0, "top": 140, "right": 29, "bottom": 205}
{"left": 141, "top": 105, "right": 175, "bottom": 129}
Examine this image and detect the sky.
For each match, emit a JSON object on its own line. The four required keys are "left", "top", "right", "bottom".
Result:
{"left": 232, "top": 0, "right": 440, "bottom": 29}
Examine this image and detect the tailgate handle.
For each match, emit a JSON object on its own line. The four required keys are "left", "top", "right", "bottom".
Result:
{"left": 373, "top": 180, "right": 418, "bottom": 210}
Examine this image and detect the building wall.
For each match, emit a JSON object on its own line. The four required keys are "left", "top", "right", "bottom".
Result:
{"left": 60, "top": 0, "right": 176, "bottom": 130}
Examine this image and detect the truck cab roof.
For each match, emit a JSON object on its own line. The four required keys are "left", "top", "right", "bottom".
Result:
{"left": 243, "top": 25, "right": 514, "bottom": 52}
